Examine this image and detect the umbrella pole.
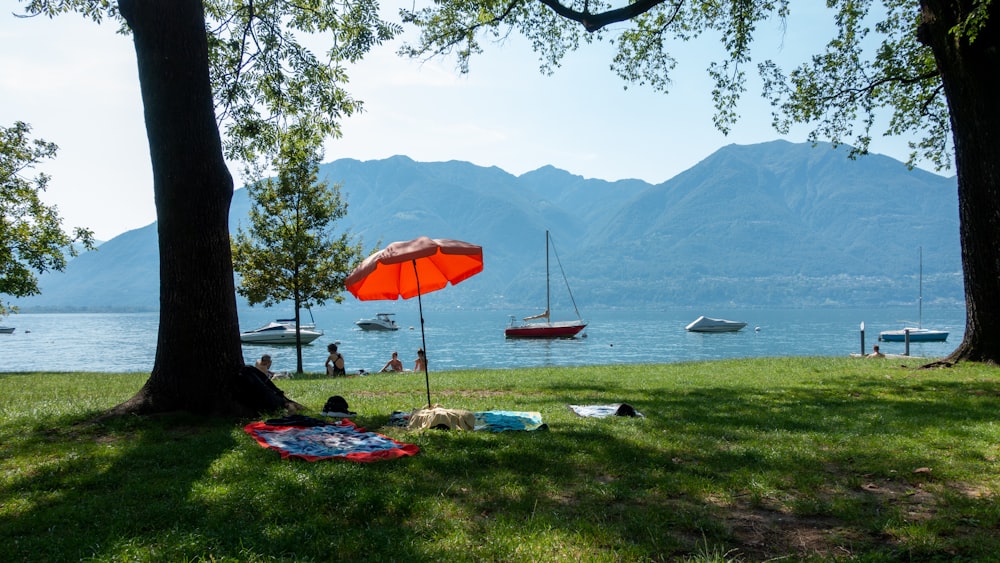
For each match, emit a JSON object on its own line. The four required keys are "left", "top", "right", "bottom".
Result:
{"left": 413, "top": 260, "right": 431, "bottom": 408}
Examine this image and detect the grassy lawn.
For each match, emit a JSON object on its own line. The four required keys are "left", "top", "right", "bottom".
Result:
{"left": 2, "top": 357, "right": 999, "bottom": 562}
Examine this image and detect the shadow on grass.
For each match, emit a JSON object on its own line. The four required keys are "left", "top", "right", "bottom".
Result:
{"left": 2, "top": 369, "right": 1000, "bottom": 561}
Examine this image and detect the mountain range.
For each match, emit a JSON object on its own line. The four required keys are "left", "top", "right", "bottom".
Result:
{"left": 15, "top": 140, "right": 962, "bottom": 313}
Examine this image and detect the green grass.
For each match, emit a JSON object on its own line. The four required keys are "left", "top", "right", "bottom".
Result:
{"left": 2, "top": 358, "right": 999, "bottom": 562}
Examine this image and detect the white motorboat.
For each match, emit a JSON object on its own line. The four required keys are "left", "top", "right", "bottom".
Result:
{"left": 685, "top": 316, "right": 747, "bottom": 333}
{"left": 240, "top": 320, "right": 323, "bottom": 345}
{"left": 0, "top": 326, "right": 14, "bottom": 334}
{"left": 355, "top": 312, "right": 399, "bottom": 331}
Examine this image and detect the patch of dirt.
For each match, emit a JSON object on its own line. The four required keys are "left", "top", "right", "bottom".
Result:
{"left": 704, "top": 476, "right": 947, "bottom": 560}
{"left": 722, "top": 505, "right": 864, "bottom": 560}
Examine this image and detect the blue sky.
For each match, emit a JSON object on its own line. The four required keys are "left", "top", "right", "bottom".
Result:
{"left": 2, "top": 3, "right": 932, "bottom": 240}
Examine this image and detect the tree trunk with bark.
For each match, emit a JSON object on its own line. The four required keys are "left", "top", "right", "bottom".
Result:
{"left": 922, "top": 1, "right": 1000, "bottom": 364}
{"left": 111, "top": 0, "right": 281, "bottom": 416}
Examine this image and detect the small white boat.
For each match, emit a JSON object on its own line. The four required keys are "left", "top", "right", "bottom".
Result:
{"left": 240, "top": 320, "right": 323, "bottom": 345}
{"left": 0, "top": 326, "right": 14, "bottom": 334}
{"left": 685, "top": 316, "right": 747, "bottom": 333}
{"left": 355, "top": 312, "right": 399, "bottom": 331}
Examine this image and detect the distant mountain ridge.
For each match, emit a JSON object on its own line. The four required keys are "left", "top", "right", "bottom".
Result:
{"left": 17, "top": 140, "right": 962, "bottom": 312}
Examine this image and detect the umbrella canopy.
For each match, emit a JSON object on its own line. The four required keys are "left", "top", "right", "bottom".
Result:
{"left": 345, "top": 237, "right": 483, "bottom": 408}
{"left": 346, "top": 237, "right": 483, "bottom": 300}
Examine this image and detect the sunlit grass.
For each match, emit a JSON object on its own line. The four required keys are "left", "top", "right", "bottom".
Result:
{"left": 2, "top": 358, "right": 999, "bottom": 561}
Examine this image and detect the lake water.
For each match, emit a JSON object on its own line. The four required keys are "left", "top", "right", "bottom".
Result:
{"left": 0, "top": 306, "right": 965, "bottom": 374}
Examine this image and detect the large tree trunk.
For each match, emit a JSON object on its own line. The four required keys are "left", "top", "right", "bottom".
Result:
{"left": 111, "top": 0, "right": 259, "bottom": 416}
{"left": 922, "top": 1, "right": 1000, "bottom": 363}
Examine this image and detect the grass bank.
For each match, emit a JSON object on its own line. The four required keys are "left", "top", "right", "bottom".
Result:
{"left": 2, "top": 358, "right": 999, "bottom": 561}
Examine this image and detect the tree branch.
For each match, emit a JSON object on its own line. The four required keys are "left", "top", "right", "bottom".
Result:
{"left": 819, "top": 69, "right": 940, "bottom": 104}
{"left": 535, "top": 0, "right": 669, "bottom": 32}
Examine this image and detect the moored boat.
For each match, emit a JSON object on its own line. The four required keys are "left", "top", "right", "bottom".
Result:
{"left": 879, "top": 247, "right": 948, "bottom": 343}
{"left": 505, "top": 316, "right": 586, "bottom": 338}
{"left": 0, "top": 326, "right": 14, "bottom": 334}
{"left": 878, "top": 327, "right": 949, "bottom": 342}
{"left": 504, "top": 230, "right": 587, "bottom": 339}
{"left": 240, "top": 320, "right": 323, "bottom": 345}
{"left": 685, "top": 316, "right": 747, "bottom": 333}
{"left": 355, "top": 312, "right": 399, "bottom": 331}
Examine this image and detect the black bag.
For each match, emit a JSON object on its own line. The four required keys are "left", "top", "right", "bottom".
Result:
{"left": 614, "top": 403, "right": 638, "bottom": 417}
{"left": 323, "top": 395, "right": 352, "bottom": 414}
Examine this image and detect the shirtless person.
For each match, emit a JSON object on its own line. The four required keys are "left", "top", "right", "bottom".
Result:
{"left": 379, "top": 351, "right": 404, "bottom": 373}
{"left": 254, "top": 354, "right": 276, "bottom": 378}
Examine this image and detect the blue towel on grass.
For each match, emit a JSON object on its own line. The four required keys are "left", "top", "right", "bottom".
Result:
{"left": 473, "top": 410, "right": 546, "bottom": 432}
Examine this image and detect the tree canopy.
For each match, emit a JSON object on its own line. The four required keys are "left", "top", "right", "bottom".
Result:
{"left": 0, "top": 120, "right": 94, "bottom": 318}
{"left": 402, "top": 0, "right": 951, "bottom": 168}
{"left": 23, "top": 0, "right": 401, "bottom": 167}
{"left": 400, "top": 0, "right": 1000, "bottom": 364}
{"left": 204, "top": 0, "right": 400, "bottom": 165}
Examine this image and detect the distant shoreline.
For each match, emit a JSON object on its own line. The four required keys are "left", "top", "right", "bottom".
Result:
{"left": 13, "top": 306, "right": 159, "bottom": 314}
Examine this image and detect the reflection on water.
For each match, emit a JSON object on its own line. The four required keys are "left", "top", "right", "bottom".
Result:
{"left": 0, "top": 307, "right": 965, "bottom": 373}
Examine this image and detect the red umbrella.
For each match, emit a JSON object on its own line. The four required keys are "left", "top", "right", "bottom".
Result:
{"left": 345, "top": 237, "right": 483, "bottom": 406}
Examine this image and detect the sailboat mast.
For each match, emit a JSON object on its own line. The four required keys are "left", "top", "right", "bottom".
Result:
{"left": 545, "top": 230, "right": 551, "bottom": 321}
{"left": 918, "top": 246, "right": 923, "bottom": 328}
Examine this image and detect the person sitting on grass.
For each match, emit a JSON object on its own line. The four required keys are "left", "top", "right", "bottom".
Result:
{"left": 235, "top": 362, "right": 304, "bottom": 415}
{"left": 414, "top": 348, "right": 427, "bottom": 372}
{"left": 255, "top": 354, "right": 276, "bottom": 378}
{"left": 867, "top": 345, "right": 886, "bottom": 358}
{"left": 380, "top": 351, "right": 404, "bottom": 373}
{"left": 326, "top": 343, "right": 346, "bottom": 376}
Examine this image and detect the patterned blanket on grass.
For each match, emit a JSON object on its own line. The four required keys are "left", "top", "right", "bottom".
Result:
{"left": 244, "top": 418, "right": 419, "bottom": 462}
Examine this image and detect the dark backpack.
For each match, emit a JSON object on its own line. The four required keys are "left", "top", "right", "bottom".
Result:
{"left": 614, "top": 403, "right": 638, "bottom": 417}
{"left": 323, "top": 395, "right": 350, "bottom": 414}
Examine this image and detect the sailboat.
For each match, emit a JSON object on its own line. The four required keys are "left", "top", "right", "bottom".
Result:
{"left": 879, "top": 247, "right": 949, "bottom": 342}
{"left": 505, "top": 230, "right": 588, "bottom": 338}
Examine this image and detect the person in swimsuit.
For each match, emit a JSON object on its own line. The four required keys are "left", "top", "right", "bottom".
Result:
{"left": 326, "top": 343, "right": 346, "bottom": 376}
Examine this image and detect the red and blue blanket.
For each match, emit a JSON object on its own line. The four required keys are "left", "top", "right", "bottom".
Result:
{"left": 244, "top": 417, "right": 419, "bottom": 463}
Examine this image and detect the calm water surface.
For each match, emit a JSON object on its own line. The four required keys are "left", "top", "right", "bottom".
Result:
{"left": 0, "top": 306, "right": 965, "bottom": 373}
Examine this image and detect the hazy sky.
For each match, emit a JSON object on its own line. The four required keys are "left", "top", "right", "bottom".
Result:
{"left": 2, "top": 3, "right": 931, "bottom": 240}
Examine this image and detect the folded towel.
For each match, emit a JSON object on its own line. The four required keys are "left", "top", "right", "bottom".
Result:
{"left": 569, "top": 403, "right": 644, "bottom": 418}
